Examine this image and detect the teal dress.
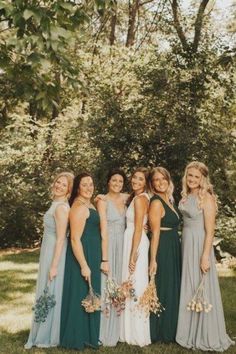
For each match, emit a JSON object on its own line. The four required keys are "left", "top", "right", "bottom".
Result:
{"left": 150, "top": 195, "right": 181, "bottom": 343}
{"left": 60, "top": 208, "right": 102, "bottom": 350}
{"left": 25, "top": 201, "right": 69, "bottom": 349}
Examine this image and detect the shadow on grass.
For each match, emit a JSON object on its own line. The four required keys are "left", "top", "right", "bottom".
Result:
{"left": 0, "top": 250, "right": 40, "bottom": 264}
{"left": 0, "top": 270, "right": 36, "bottom": 302}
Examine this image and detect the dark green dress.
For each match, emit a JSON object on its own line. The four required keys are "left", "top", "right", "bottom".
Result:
{"left": 60, "top": 208, "right": 101, "bottom": 350}
{"left": 150, "top": 195, "right": 181, "bottom": 343}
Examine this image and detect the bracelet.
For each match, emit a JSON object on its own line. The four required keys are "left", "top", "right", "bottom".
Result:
{"left": 101, "top": 260, "right": 109, "bottom": 262}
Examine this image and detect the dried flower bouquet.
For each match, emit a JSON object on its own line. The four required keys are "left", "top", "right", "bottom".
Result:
{"left": 81, "top": 279, "right": 101, "bottom": 313}
{"left": 138, "top": 274, "right": 165, "bottom": 317}
{"left": 187, "top": 274, "right": 213, "bottom": 313}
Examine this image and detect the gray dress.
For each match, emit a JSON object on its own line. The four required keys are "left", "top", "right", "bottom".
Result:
{"left": 25, "top": 201, "right": 69, "bottom": 349}
{"left": 99, "top": 199, "right": 126, "bottom": 346}
{"left": 176, "top": 194, "right": 234, "bottom": 352}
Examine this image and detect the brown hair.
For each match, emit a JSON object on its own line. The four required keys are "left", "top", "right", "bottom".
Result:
{"left": 127, "top": 167, "right": 149, "bottom": 205}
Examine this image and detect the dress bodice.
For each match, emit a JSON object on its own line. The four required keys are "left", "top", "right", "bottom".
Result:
{"left": 178, "top": 194, "right": 204, "bottom": 229}
{"left": 150, "top": 194, "right": 180, "bottom": 229}
{"left": 126, "top": 193, "right": 149, "bottom": 228}
{"left": 43, "top": 201, "right": 69, "bottom": 237}
{"left": 106, "top": 199, "right": 126, "bottom": 226}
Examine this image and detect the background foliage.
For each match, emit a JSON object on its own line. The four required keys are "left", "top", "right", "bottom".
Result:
{"left": 0, "top": 0, "right": 235, "bottom": 253}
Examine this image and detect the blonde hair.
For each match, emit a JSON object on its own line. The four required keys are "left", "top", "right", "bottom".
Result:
{"left": 149, "top": 167, "right": 174, "bottom": 203}
{"left": 182, "top": 161, "right": 217, "bottom": 209}
{"left": 51, "top": 172, "right": 74, "bottom": 200}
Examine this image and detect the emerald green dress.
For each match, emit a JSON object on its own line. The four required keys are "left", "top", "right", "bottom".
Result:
{"left": 60, "top": 208, "right": 101, "bottom": 350}
{"left": 150, "top": 195, "right": 181, "bottom": 343}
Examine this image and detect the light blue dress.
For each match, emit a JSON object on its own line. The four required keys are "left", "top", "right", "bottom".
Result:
{"left": 99, "top": 199, "right": 126, "bottom": 346}
{"left": 25, "top": 201, "right": 69, "bottom": 349}
{"left": 176, "top": 194, "right": 235, "bottom": 352}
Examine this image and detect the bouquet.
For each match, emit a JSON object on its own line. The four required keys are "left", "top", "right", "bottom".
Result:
{"left": 138, "top": 274, "right": 165, "bottom": 317}
{"left": 82, "top": 279, "right": 101, "bottom": 313}
{"left": 102, "top": 275, "right": 137, "bottom": 317}
{"left": 187, "top": 274, "right": 212, "bottom": 313}
{"left": 33, "top": 283, "right": 56, "bottom": 323}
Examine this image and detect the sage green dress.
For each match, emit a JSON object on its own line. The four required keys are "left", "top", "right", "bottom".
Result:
{"left": 60, "top": 208, "right": 101, "bottom": 350}
{"left": 150, "top": 195, "right": 181, "bottom": 343}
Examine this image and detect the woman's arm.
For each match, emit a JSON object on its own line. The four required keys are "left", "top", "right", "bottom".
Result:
{"left": 97, "top": 199, "right": 109, "bottom": 274}
{"left": 49, "top": 204, "right": 69, "bottom": 281}
{"left": 149, "top": 200, "right": 163, "bottom": 276}
{"left": 129, "top": 195, "right": 148, "bottom": 273}
{"left": 201, "top": 193, "right": 216, "bottom": 273}
{"left": 70, "top": 205, "right": 91, "bottom": 281}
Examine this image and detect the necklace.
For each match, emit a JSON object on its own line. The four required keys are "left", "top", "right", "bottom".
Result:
{"left": 75, "top": 197, "right": 92, "bottom": 208}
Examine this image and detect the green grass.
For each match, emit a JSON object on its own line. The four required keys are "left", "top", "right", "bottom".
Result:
{"left": 0, "top": 250, "right": 235, "bottom": 354}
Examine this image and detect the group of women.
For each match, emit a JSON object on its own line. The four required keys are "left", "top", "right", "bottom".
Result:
{"left": 25, "top": 161, "right": 234, "bottom": 352}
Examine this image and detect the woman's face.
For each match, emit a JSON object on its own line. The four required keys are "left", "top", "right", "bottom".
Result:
{"left": 152, "top": 172, "right": 169, "bottom": 194}
{"left": 78, "top": 176, "right": 94, "bottom": 200}
{"left": 53, "top": 176, "right": 69, "bottom": 199}
{"left": 186, "top": 167, "right": 202, "bottom": 190}
{"left": 131, "top": 171, "right": 146, "bottom": 194}
{"left": 108, "top": 174, "right": 124, "bottom": 194}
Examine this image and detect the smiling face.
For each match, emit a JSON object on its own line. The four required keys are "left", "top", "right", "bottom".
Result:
{"left": 152, "top": 171, "right": 169, "bottom": 194}
{"left": 108, "top": 174, "right": 124, "bottom": 194}
{"left": 78, "top": 176, "right": 94, "bottom": 200}
{"left": 131, "top": 171, "right": 146, "bottom": 194}
{"left": 53, "top": 176, "right": 69, "bottom": 199}
{"left": 186, "top": 167, "right": 202, "bottom": 191}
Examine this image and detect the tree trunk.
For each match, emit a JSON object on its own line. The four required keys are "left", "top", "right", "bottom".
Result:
{"left": 109, "top": 0, "right": 117, "bottom": 45}
{"left": 126, "top": 0, "right": 140, "bottom": 47}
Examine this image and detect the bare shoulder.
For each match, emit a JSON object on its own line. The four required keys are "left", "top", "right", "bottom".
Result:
{"left": 70, "top": 203, "right": 89, "bottom": 220}
{"left": 97, "top": 198, "right": 107, "bottom": 210}
{"left": 203, "top": 193, "right": 216, "bottom": 211}
{"left": 134, "top": 194, "right": 149, "bottom": 206}
{"left": 121, "top": 193, "right": 129, "bottom": 203}
{"left": 55, "top": 203, "right": 69, "bottom": 218}
{"left": 150, "top": 199, "right": 163, "bottom": 211}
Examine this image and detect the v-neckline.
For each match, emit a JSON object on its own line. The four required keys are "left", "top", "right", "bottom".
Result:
{"left": 156, "top": 194, "right": 180, "bottom": 220}
{"left": 108, "top": 198, "right": 126, "bottom": 217}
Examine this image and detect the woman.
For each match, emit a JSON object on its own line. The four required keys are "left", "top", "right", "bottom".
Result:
{"left": 98, "top": 169, "right": 128, "bottom": 346}
{"left": 60, "top": 172, "right": 102, "bottom": 350}
{"left": 25, "top": 172, "right": 74, "bottom": 349}
{"left": 149, "top": 167, "right": 181, "bottom": 343}
{"left": 176, "top": 161, "right": 234, "bottom": 351}
{"left": 120, "top": 167, "right": 151, "bottom": 347}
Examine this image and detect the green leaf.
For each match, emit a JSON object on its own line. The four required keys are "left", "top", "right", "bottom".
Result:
{"left": 23, "top": 9, "right": 34, "bottom": 21}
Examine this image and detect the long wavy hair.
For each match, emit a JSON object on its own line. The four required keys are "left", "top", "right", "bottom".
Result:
{"left": 181, "top": 161, "right": 217, "bottom": 209}
{"left": 149, "top": 167, "right": 174, "bottom": 203}
{"left": 127, "top": 167, "right": 149, "bottom": 206}
{"left": 51, "top": 172, "right": 74, "bottom": 200}
{"left": 69, "top": 172, "right": 93, "bottom": 206}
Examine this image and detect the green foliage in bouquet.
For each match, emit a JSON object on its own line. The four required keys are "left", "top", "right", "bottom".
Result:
{"left": 33, "top": 285, "right": 56, "bottom": 323}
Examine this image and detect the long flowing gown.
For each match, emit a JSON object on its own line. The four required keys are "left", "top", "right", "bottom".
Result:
{"left": 150, "top": 194, "right": 181, "bottom": 343}
{"left": 99, "top": 199, "right": 126, "bottom": 346}
{"left": 176, "top": 194, "right": 235, "bottom": 352}
{"left": 120, "top": 193, "right": 151, "bottom": 347}
{"left": 60, "top": 208, "right": 101, "bottom": 350}
{"left": 25, "top": 201, "right": 69, "bottom": 349}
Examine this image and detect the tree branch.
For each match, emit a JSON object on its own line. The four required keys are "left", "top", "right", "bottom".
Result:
{"left": 170, "top": 0, "right": 189, "bottom": 52}
{"left": 192, "top": 0, "right": 210, "bottom": 53}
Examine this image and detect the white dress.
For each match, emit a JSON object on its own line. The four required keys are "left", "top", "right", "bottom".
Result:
{"left": 120, "top": 193, "right": 151, "bottom": 347}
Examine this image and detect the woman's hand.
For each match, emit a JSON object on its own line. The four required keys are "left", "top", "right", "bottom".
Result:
{"left": 81, "top": 265, "right": 91, "bottom": 281}
{"left": 149, "top": 260, "right": 157, "bottom": 276}
{"left": 200, "top": 255, "right": 210, "bottom": 274}
{"left": 101, "top": 261, "right": 109, "bottom": 275}
{"left": 49, "top": 266, "right": 57, "bottom": 281}
{"left": 129, "top": 252, "right": 138, "bottom": 274}
{"left": 94, "top": 194, "right": 107, "bottom": 203}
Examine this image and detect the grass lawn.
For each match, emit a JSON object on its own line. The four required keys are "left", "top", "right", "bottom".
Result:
{"left": 0, "top": 249, "right": 235, "bottom": 354}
